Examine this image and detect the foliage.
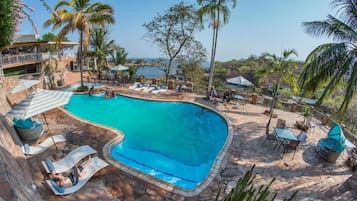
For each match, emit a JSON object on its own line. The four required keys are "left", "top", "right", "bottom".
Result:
{"left": 217, "top": 165, "right": 297, "bottom": 201}
{"left": 300, "top": 0, "right": 357, "bottom": 112}
{"left": 110, "top": 45, "right": 128, "bottom": 65}
{"left": 258, "top": 49, "right": 299, "bottom": 134}
{"left": 88, "top": 27, "right": 115, "bottom": 72}
{"left": 75, "top": 85, "right": 89, "bottom": 92}
{"left": 3, "top": 66, "right": 27, "bottom": 76}
{"left": 143, "top": 2, "right": 201, "bottom": 84}
{"left": 279, "top": 88, "right": 295, "bottom": 100}
{"left": 197, "top": 0, "right": 237, "bottom": 97}
{"left": 302, "top": 106, "right": 312, "bottom": 117}
{"left": 0, "top": 0, "right": 15, "bottom": 48}
{"left": 39, "top": 32, "right": 70, "bottom": 52}
{"left": 44, "top": 0, "right": 114, "bottom": 88}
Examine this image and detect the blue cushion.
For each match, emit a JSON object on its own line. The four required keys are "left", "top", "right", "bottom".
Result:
{"left": 50, "top": 180, "right": 65, "bottom": 193}
{"left": 23, "top": 144, "right": 30, "bottom": 154}
{"left": 13, "top": 118, "right": 34, "bottom": 129}
{"left": 44, "top": 159, "right": 55, "bottom": 172}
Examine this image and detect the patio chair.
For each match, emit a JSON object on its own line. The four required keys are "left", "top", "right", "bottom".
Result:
{"left": 41, "top": 145, "right": 97, "bottom": 173}
{"left": 281, "top": 140, "right": 300, "bottom": 159}
{"left": 276, "top": 119, "right": 286, "bottom": 128}
{"left": 22, "top": 135, "right": 66, "bottom": 155}
{"left": 45, "top": 156, "right": 109, "bottom": 195}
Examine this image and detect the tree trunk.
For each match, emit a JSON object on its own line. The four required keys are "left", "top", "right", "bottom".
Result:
{"left": 207, "top": 12, "right": 219, "bottom": 98}
{"left": 79, "top": 30, "right": 84, "bottom": 88}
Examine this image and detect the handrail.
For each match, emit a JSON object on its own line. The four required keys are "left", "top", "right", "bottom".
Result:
{"left": 1, "top": 53, "right": 50, "bottom": 66}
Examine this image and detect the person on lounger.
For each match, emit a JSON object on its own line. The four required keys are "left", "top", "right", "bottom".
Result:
{"left": 51, "top": 156, "right": 92, "bottom": 187}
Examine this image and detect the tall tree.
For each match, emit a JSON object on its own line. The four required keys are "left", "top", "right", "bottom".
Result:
{"left": 300, "top": 0, "right": 357, "bottom": 112}
{"left": 257, "top": 49, "right": 299, "bottom": 134}
{"left": 110, "top": 45, "right": 128, "bottom": 65}
{"left": 177, "top": 40, "right": 207, "bottom": 83}
{"left": 197, "top": 0, "right": 236, "bottom": 98}
{"left": 88, "top": 27, "right": 115, "bottom": 72}
{"left": 44, "top": 0, "right": 114, "bottom": 88}
{"left": 143, "top": 2, "right": 200, "bottom": 84}
{"left": 0, "top": 0, "right": 15, "bottom": 48}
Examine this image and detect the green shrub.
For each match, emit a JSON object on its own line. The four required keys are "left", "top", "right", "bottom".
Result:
{"left": 74, "top": 85, "right": 88, "bottom": 92}
{"left": 217, "top": 165, "right": 297, "bottom": 201}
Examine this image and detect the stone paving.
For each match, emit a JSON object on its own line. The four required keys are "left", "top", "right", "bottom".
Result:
{"left": 25, "top": 82, "right": 356, "bottom": 201}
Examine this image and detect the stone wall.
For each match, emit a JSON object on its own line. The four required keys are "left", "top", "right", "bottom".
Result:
{"left": 0, "top": 115, "right": 43, "bottom": 201}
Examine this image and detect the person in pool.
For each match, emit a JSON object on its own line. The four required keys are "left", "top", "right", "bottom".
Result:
{"left": 88, "top": 86, "right": 94, "bottom": 96}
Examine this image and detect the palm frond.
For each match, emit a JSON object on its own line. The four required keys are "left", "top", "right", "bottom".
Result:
{"left": 303, "top": 14, "right": 357, "bottom": 42}
{"left": 332, "top": 0, "right": 357, "bottom": 29}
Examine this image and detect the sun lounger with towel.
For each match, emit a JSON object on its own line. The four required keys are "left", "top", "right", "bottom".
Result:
{"left": 41, "top": 145, "right": 97, "bottom": 173}
{"left": 134, "top": 83, "right": 149, "bottom": 91}
{"left": 128, "top": 82, "right": 141, "bottom": 90}
{"left": 151, "top": 86, "right": 168, "bottom": 94}
{"left": 22, "top": 135, "right": 66, "bottom": 155}
{"left": 45, "top": 156, "right": 109, "bottom": 195}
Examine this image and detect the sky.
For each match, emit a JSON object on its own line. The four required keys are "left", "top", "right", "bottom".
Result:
{"left": 20, "top": 0, "right": 336, "bottom": 62}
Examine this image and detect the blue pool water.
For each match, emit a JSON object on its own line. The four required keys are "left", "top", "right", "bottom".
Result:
{"left": 65, "top": 94, "right": 228, "bottom": 189}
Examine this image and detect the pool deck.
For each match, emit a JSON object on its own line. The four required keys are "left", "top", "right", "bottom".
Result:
{"left": 26, "top": 82, "right": 356, "bottom": 201}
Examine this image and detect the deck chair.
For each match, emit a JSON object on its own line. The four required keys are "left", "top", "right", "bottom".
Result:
{"left": 22, "top": 135, "right": 66, "bottom": 155}
{"left": 41, "top": 145, "right": 97, "bottom": 173}
{"left": 281, "top": 140, "right": 300, "bottom": 159}
{"left": 45, "top": 156, "right": 109, "bottom": 195}
{"left": 276, "top": 119, "right": 286, "bottom": 128}
{"left": 151, "top": 86, "right": 168, "bottom": 94}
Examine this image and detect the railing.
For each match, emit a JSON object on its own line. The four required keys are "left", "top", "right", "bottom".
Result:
{"left": 1, "top": 53, "right": 50, "bottom": 67}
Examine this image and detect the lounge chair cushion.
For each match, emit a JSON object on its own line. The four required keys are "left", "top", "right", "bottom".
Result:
{"left": 44, "top": 159, "right": 55, "bottom": 172}
{"left": 23, "top": 144, "right": 30, "bottom": 154}
{"left": 50, "top": 180, "right": 65, "bottom": 193}
{"left": 13, "top": 118, "right": 34, "bottom": 129}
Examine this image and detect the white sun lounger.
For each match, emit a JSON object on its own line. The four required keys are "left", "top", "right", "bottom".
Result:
{"left": 134, "top": 83, "right": 149, "bottom": 91}
{"left": 128, "top": 82, "right": 141, "bottom": 90}
{"left": 45, "top": 156, "right": 109, "bottom": 195}
{"left": 22, "top": 135, "right": 66, "bottom": 155}
{"left": 151, "top": 86, "right": 168, "bottom": 94}
{"left": 41, "top": 145, "right": 97, "bottom": 173}
{"left": 142, "top": 85, "right": 158, "bottom": 93}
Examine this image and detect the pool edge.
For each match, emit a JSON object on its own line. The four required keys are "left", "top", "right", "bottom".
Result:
{"left": 100, "top": 95, "right": 234, "bottom": 197}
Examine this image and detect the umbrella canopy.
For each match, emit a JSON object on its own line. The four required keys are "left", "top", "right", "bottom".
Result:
{"left": 111, "top": 64, "right": 129, "bottom": 71}
{"left": 10, "top": 79, "right": 40, "bottom": 94}
{"left": 226, "top": 76, "right": 254, "bottom": 87}
{"left": 6, "top": 89, "right": 73, "bottom": 119}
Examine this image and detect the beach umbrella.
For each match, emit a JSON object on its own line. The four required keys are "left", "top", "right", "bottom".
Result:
{"left": 6, "top": 89, "right": 73, "bottom": 119}
{"left": 111, "top": 64, "right": 129, "bottom": 71}
{"left": 226, "top": 76, "right": 254, "bottom": 87}
{"left": 10, "top": 79, "right": 40, "bottom": 94}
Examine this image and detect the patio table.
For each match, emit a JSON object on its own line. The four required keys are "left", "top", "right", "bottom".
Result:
{"left": 274, "top": 128, "right": 298, "bottom": 141}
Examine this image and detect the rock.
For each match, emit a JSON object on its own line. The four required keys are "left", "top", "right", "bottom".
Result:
{"left": 146, "top": 189, "right": 156, "bottom": 196}
{"left": 123, "top": 183, "right": 134, "bottom": 196}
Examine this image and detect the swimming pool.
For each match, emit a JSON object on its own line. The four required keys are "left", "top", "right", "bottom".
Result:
{"left": 65, "top": 94, "right": 229, "bottom": 190}
{"left": 60, "top": 81, "right": 105, "bottom": 92}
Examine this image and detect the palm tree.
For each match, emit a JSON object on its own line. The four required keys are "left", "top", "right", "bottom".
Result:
{"left": 300, "top": 0, "right": 357, "bottom": 112}
{"left": 257, "top": 49, "right": 299, "bottom": 134}
{"left": 110, "top": 45, "right": 128, "bottom": 66}
{"left": 88, "top": 27, "right": 115, "bottom": 73}
{"left": 44, "top": 0, "right": 114, "bottom": 88}
{"left": 197, "top": 0, "right": 236, "bottom": 98}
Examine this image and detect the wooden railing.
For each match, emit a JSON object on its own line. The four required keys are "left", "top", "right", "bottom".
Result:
{"left": 1, "top": 53, "right": 50, "bottom": 67}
